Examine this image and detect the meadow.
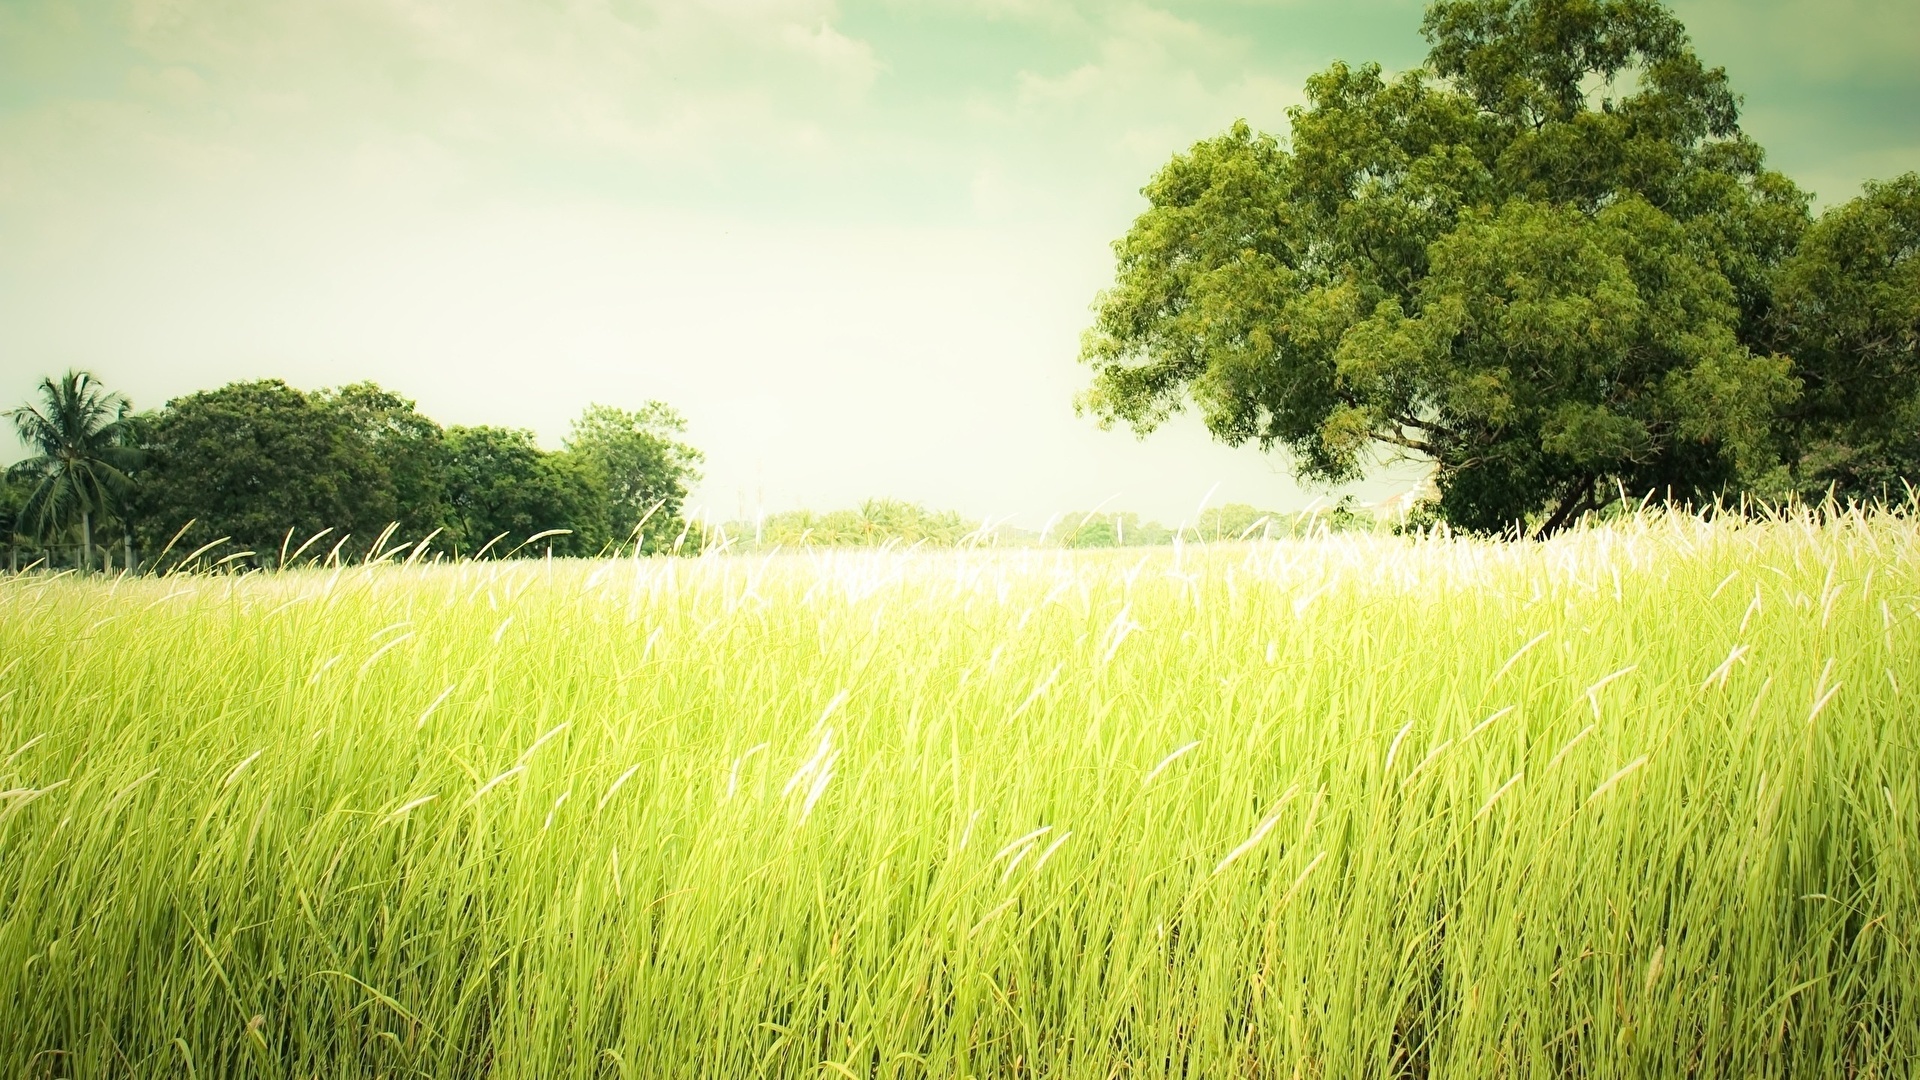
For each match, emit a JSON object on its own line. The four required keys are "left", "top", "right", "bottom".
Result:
{"left": 1, "top": 510, "right": 1915, "bottom": 1078}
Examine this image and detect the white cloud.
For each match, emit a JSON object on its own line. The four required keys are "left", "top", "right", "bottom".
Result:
{"left": 950, "top": 2, "right": 1306, "bottom": 219}
{"left": 6, "top": 0, "right": 883, "bottom": 201}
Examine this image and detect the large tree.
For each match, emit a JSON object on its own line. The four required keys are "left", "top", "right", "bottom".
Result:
{"left": 5, "top": 371, "right": 143, "bottom": 569}
{"left": 1079, "top": 0, "right": 1812, "bottom": 535}
{"left": 131, "top": 379, "right": 388, "bottom": 561}
{"left": 563, "top": 403, "right": 702, "bottom": 555}
{"left": 442, "top": 426, "right": 611, "bottom": 558}
{"left": 132, "top": 379, "right": 467, "bottom": 563}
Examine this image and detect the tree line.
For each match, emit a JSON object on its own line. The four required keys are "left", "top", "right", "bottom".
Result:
{"left": 1080, "top": 0, "right": 1919, "bottom": 536}
{"left": 2, "top": 374, "right": 702, "bottom": 571}
{"left": 703, "top": 498, "right": 1378, "bottom": 552}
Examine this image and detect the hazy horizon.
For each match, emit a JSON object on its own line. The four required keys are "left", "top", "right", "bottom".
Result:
{"left": 4, "top": 0, "right": 1915, "bottom": 527}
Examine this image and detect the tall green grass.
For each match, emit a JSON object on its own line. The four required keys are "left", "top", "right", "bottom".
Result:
{"left": 2, "top": 510, "right": 1915, "bottom": 1078}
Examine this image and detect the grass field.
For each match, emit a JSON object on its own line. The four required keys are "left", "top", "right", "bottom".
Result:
{"left": 2, "top": 510, "right": 1916, "bottom": 1078}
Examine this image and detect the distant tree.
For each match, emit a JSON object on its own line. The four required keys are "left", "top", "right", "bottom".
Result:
{"left": 443, "top": 426, "right": 610, "bottom": 557}
{"left": 319, "top": 382, "right": 453, "bottom": 540}
{"left": 853, "top": 499, "right": 973, "bottom": 545}
{"left": 5, "top": 371, "right": 143, "bottom": 570}
{"left": 752, "top": 501, "right": 976, "bottom": 549}
{"left": 1078, "top": 0, "right": 1811, "bottom": 536}
{"left": 563, "top": 403, "right": 703, "bottom": 554}
{"left": 1120, "top": 514, "right": 1177, "bottom": 546}
{"left": 0, "top": 470, "right": 29, "bottom": 570}
{"left": 130, "top": 379, "right": 385, "bottom": 562}
{"left": 132, "top": 379, "right": 467, "bottom": 563}
{"left": 1068, "top": 521, "right": 1117, "bottom": 548}
{"left": 1195, "top": 504, "right": 1285, "bottom": 541}
{"left": 1770, "top": 173, "right": 1920, "bottom": 501}
{"left": 1046, "top": 511, "right": 1154, "bottom": 548}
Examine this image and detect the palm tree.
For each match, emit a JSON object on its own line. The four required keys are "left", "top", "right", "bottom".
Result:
{"left": 6, "top": 371, "right": 143, "bottom": 572}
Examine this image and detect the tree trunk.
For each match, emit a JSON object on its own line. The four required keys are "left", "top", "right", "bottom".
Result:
{"left": 126, "top": 534, "right": 135, "bottom": 575}
{"left": 1534, "top": 478, "right": 1597, "bottom": 540}
{"left": 81, "top": 510, "right": 93, "bottom": 574}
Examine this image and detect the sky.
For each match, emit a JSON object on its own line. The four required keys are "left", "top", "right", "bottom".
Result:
{"left": 2, "top": 0, "right": 1916, "bottom": 527}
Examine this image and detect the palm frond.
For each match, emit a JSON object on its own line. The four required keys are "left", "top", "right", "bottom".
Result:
{"left": 8, "top": 404, "right": 60, "bottom": 455}
{"left": 5, "top": 455, "right": 55, "bottom": 483}
{"left": 5, "top": 370, "right": 140, "bottom": 541}
{"left": 96, "top": 445, "right": 147, "bottom": 474}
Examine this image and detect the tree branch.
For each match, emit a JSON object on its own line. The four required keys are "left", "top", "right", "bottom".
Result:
{"left": 1376, "top": 431, "right": 1437, "bottom": 456}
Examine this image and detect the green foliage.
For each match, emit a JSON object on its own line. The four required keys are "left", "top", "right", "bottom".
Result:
{"left": 1050, "top": 506, "right": 1288, "bottom": 547}
{"left": 1340, "top": 197, "right": 1795, "bottom": 533}
{"left": 0, "top": 472, "right": 26, "bottom": 549}
{"left": 0, "top": 470, "right": 30, "bottom": 564}
{"left": 728, "top": 502, "right": 1373, "bottom": 552}
{"left": 442, "top": 426, "right": 610, "bottom": 558}
{"left": 1067, "top": 519, "right": 1117, "bottom": 548}
{"left": 4, "top": 371, "right": 143, "bottom": 561}
{"left": 2, "top": 514, "right": 1915, "bottom": 1075}
{"left": 1770, "top": 173, "right": 1920, "bottom": 501}
{"left": 1192, "top": 503, "right": 1277, "bottom": 541}
{"left": 1192, "top": 500, "right": 1377, "bottom": 539}
{"left": 1080, "top": 0, "right": 1815, "bottom": 536}
{"left": 1035, "top": 503, "right": 1377, "bottom": 548}
{"left": 564, "top": 403, "right": 703, "bottom": 554}
{"left": 1114, "top": 513, "right": 1177, "bottom": 545}
{"left": 84, "top": 376, "right": 700, "bottom": 564}
{"left": 129, "top": 380, "right": 396, "bottom": 561}
{"left": 1042, "top": 512, "right": 1163, "bottom": 548}
{"left": 746, "top": 499, "right": 978, "bottom": 549}
{"left": 318, "top": 382, "right": 455, "bottom": 542}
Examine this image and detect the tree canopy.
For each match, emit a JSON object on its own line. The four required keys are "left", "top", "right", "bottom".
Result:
{"left": 442, "top": 425, "right": 610, "bottom": 559}
{"left": 130, "top": 379, "right": 400, "bottom": 560}
{"left": 1768, "top": 174, "right": 1920, "bottom": 500}
{"left": 1077, "top": 0, "right": 1911, "bottom": 535}
{"left": 563, "top": 403, "right": 704, "bottom": 555}
{"left": 318, "top": 381, "right": 455, "bottom": 543}
{"left": 5, "top": 371, "right": 144, "bottom": 565}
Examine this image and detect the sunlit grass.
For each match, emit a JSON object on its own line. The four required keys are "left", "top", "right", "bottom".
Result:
{"left": 2, "top": 510, "right": 1916, "bottom": 1077}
